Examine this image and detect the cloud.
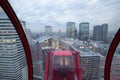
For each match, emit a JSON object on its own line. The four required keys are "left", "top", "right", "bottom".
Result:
{"left": 8, "top": 0, "right": 120, "bottom": 32}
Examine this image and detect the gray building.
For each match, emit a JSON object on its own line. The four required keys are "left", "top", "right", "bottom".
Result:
{"left": 80, "top": 50, "right": 100, "bottom": 80}
{"left": 69, "top": 44, "right": 100, "bottom": 80}
{"left": 79, "top": 22, "right": 89, "bottom": 40}
{"left": 93, "top": 25, "right": 102, "bottom": 41}
{"left": 102, "top": 24, "right": 108, "bottom": 42}
{"left": 33, "top": 61, "right": 44, "bottom": 80}
{"left": 21, "top": 21, "right": 33, "bottom": 44}
{"left": 93, "top": 24, "right": 108, "bottom": 42}
{"left": 66, "top": 22, "right": 76, "bottom": 39}
{"left": 24, "top": 28, "right": 32, "bottom": 44}
{"left": 44, "top": 26, "right": 52, "bottom": 35}
{"left": 0, "top": 8, "right": 28, "bottom": 80}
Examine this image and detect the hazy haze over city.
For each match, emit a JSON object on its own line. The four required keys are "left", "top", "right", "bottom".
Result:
{"left": 9, "top": 0, "right": 120, "bottom": 32}
{"left": 0, "top": 1, "right": 120, "bottom": 80}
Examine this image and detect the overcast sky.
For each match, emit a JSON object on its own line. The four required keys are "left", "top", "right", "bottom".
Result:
{"left": 8, "top": 0, "right": 120, "bottom": 32}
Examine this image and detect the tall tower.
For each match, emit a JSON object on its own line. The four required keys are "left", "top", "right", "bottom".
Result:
{"left": 44, "top": 26, "right": 52, "bottom": 35}
{"left": 102, "top": 24, "right": 108, "bottom": 42}
{"left": 66, "top": 22, "right": 76, "bottom": 39}
{"left": 93, "top": 25, "right": 102, "bottom": 41}
{"left": 79, "top": 22, "right": 89, "bottom": 40}
{"left": 0, "top": 7, "right": 28, "bottom": 80}
{"left": 93, "top": 24, "right": 108, "bottom": 42}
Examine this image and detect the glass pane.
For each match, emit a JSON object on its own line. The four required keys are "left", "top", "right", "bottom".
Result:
{"left": 8, "top": 0, "right": 120, "bottom": 80}
{"left": 54, "top": 56, "right": 72, "bottom": 69}
{"left": 0, "top": 6, "right": 28, "bottom": 80}
{"left": 110, "top": 42, "right": 120, "bottom": 80}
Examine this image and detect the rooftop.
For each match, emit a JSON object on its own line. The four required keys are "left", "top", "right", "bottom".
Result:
{"left": 35, "top": 35, "right": 52, "bottom": 44}
{"left": 80, "top": 48, "right": 100, "bottom": 57}
{"left": 70, "top": 44, "right": 101, "bottom": 57}
{"left": 60, "top": 39, "right": 76, "bottom": 45}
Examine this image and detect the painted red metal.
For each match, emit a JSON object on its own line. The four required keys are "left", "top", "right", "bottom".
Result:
{"left": 105, "top": 29, "right": 120, "bottom": 80}
{"left": 45, "top": 53, "right": 50, "bottom": 80}
{"left": 45, "top": 50, "right": 81, "bottom": 80}
{"left": 76, "top": 52, "right": 81, "bottom": 80}
{"left": 53, "top": 50, "right": 73, "bottom": 56}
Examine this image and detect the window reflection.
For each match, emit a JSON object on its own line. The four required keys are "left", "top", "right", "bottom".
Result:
{"left": 60, "top": 57, "right": 63, "bottom": 66}
{"left": 54, "top": 56, "right": 72, "bottom": 68}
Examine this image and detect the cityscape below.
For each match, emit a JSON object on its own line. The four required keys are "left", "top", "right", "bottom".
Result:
{"left": 0, "top": 2, "right": 120, "bottom": 80}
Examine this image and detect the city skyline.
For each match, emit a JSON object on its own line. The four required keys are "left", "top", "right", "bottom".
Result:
{"left": 0, "top": 2, "right": 120, "bottom": 80}
{"left": 9, "top": 0, "right": 120, "bottom": 32}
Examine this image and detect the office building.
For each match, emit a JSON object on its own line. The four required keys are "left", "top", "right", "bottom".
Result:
{"left": 102, "top": 24, "right": 108, "bottom": 42}
{"left": 69, "top": 43, "right": 100, "bottom": 80}
{"left": 93, "top": 24, "right": 108, "bottom": 42}
{"left": 93, "top": 25, "right": 102, "bottom": 41}
{"left": 24, "top": 28, "right": 32, "bottom": 44}
{"left": 21, "top": 21, "right": 33, "bottom": 44}
{"left": 80, "top": 50, "right": 100, "bottom": 80}
{"left": 79, "top": 22, "right": 89, "bottom": 40}
{"left": 44, "top": 26, "right": 52, "bottom": 35}
{"left": 66, "top": 22, "right": 76, "bottom": 39}
{"left": 33, "top": 61, "right": 44, "bottom": 80}
{"left": 29, "top": 41, "right": 44, "bottom": 80}
{"left": 0, "top": 8, "right": 28, "bottom": 80}
{"left": 74, "top": 28, "right": 78, "bottom": 39}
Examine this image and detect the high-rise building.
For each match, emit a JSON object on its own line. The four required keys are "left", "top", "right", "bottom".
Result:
{"left": 74, "top": 28, "right": 78, "bottom": 39}
{"left": 24, "top": 28, "right": 32, "bottom": 44}
{"left": 93, "top": 25, "right": 102, "bottom": 41}
{"left": 0, "top": 8, "right": 28, "bottom": 80}
{"left": 66, "top": 22, "right": 76, "bottom": 39}
{"left": 102, "top": 24, "right": 108, "bottom": 42}
{"left": 30, "top": 42, "right": 43, "bottom": 62}
{"left": 93, "top": 24, "right": 108, "bottom": 42}
{"left": 79, "top": 22, "right": 89, "bottom": 40}
{"left": 44, "top": 26, "right": 52, "bottom": 35}
{"left": 21, "top": 21, "right": 33, "bottom": 44}
{"left": 29, "top": 41, "right": 44, "bottom": 79}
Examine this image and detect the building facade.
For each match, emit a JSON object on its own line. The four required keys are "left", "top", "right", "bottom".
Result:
{"left": 44, "top": 26, "right": 52, "bottom": 35}
{"left": 24, "top": 28, "right": 32, "bottom": 44}
{"left": 102, "top": 24, "right": 108, "bottom": 42}
{"left": 93, "top": 24, "right": 108, "bottom": 42}
{"left": 80, "top": 51, "right": 100, "bottom": 80}
{"left": 0, "top": 18, "right": 28, "bottom": 79}
{"left": 79, "top": 22, "right": 89, "bottom": 40}
{"left": 69, "top": 44, "right": 100, "bottom": 80}
{"left": 66, "top": 22, "right": 76, "bottom": 39}
{"left": 93, "top": 25, "right": 102, "bottom": 41}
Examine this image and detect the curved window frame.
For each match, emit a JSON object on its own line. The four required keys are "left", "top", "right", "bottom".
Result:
{"left": 105, "top": 29, "right": 120, "bottom": 80}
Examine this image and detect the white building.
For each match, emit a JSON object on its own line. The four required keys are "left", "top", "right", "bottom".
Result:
{"left": 0, "top": 8, "right": 28, "bottom": 80}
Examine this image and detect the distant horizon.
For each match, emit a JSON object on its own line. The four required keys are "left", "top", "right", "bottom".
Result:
{"left": 25, "top": 22, "right": 119, "bottom": 33}
{"left": 30, "top": 27, "right": 117, "bottom": 33}
{"left": 9, "top": 0, "right": 120, "bottom": 33}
